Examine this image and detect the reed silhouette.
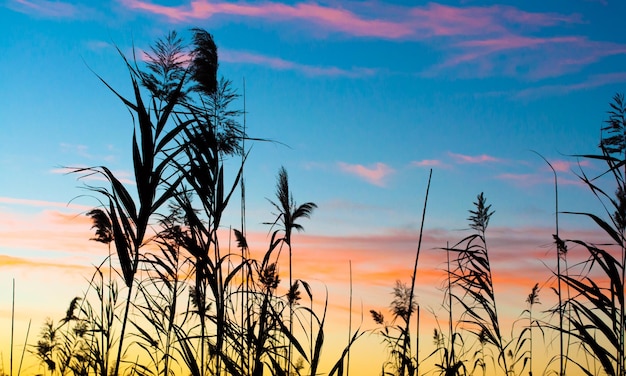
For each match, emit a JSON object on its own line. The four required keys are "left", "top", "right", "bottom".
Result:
{"left": 20, "top": 28, "right": 626, "bottom": 376}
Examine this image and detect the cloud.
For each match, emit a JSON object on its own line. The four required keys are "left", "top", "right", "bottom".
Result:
{"left": 60, "top": 143, "right": 92, "bottom": 158}
{"left": 50, "top": 167, "right": 135, "bottom": 186}
{"left": 496, "top": 173, "right": 583, "bottom": 188}
{"left": 119, "top": 0, "right": 621, "bottom": 80}
{"left": 220, "top": 49, "right": 377, "bottom": 77}
{"left": 0, "top": 208, "right": 100, "bottom": 253}
{"left": 120, "top": 0, "right": 579, "bottom": 40}
{"left": 411, "top": 159, "right": 451, "bottom": 169}
{"left": 438, "top": 36, "right": 580, "bottom": 77}
{"left": 237, "top": 224, "right": 602, "bottom": 309}
{"left": 448, "top": 152, "right": 500, "bottom": 164}
{"left": 8, "top": 0, "right": 80, "bottom": 18}
{"left": 0, "top": 254, "right": 91, "bottom": 273}
{"left": 547, "top": 159, "right": 591, "bottom": 173}
{"left": 514, "top": 72, "right": 626, "bottom": 98}
{"left": 85, "top": 40, "right": 114, "bottom": 52}
{"left": 337, "top": 162, "right": 394, "bottom": 186}
{"left": 408, "top": 3, "right": 579, "bottom": 38}
{"left": 427, "top": 35, "right": 626, "bottom": 79}
{"left": 120, "top": 0, "right": 414, "bottom": 38}
{"left": 0, "top": 196, "right": 91, "bottom": 211}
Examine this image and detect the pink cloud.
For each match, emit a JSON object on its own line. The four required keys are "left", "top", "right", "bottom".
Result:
{"left": 120, "top": 0, "right": 413, "bottom": 38}
{"left": 411, "top": 159, "right": 451, "bottom": 169}
{"left": 120, "top": 1, "right": 580, "bottom": 40}
{"left": 409, "top": 3, "right": 579, "bottom": 38}
{"left": 448, "top": 152, "right": 500, "bottom": 164}
{"left": 548, "top": 159, "right": 591, "bottom": 173}
{"left": 0, "top": 196, "right": 91, "bottom": 211}
{"left": 496, "top": 173, "right": 538, "bottom": 185}
{"left": 337, "top": 162, "right": 394, "bottom": 187}
{"left": 457, "top": 35, "right": 581, "bottom": 51}
{"left": 9, "top": 0, "right": 79, "bottom": 18}
{"left": 430, "top": 35, "right": 626, "bottom": 79}
{"left": 220, "top": 49, "right": 377, "bottom": 77}
{"left": 1, "top": 193, "right": 614, "bottom": 371}
{"left": 237, "top": 224, "right": 609, "bottom": 319}
{"left": 1, "top": 209, "right": 94, "bottom": 246}
{"left": 118, "top": 0, "right": 621, "bottom": 80}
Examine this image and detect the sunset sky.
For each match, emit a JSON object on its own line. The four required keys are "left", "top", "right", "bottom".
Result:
{"left": 2, "top": 0, "right": 626, "bottom": 374}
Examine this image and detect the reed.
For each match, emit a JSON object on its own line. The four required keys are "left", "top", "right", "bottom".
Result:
{"left": 445, "top": 193, "right": 509, "bottom": 375}
{"left": 555, "top": 93, "right": 626, "bottom": 376}
{"left": 34, "top": 28, "right": 626, "bottom": 376}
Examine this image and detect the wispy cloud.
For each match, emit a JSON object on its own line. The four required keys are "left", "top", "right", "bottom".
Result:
{"left": 221, "top": 49, "right": 377, "bottom": 77}
{"left": 240, "top": 224, "right": 598, "bottom": 299}
{"left": 59, "top": 142, "right": 119, "bottom": 163}
{"left": 496, "top": 172, "right": 583, "bottom": 187}
{"left": 411, "top": 159, "right": 451, "bottom": 169}
{"left": 515, "top": 72, "right": 626, "bottom": 98}
{"left": 50, "top": 167, "right": 135, "bottom": 185}
{"left": 85, "top": 40, "right": 114, "bottom": 52}
{"left": 60, "top": 143, "right": 92, "bottom": 158}
{"left": 120, "top": 0, "right": 413, "bottom": 38}
{"left": 0, "top": 196, "right": 91, "bottom": 211}
{"left": 408, "top": 3, "right": 580, "bottom": 38}
{"left": 433, "top": 37, "right": 626, "bottom": 79}
{"left": 0, "top": 207, "right": 107, "bottom": 266}
{"left": 547, "top": 159, "right": 591, "bottom": 173}
{"left": 8, "top": 0, "right": 81, "bottom": 18}
{"left": 0, "top": 254, "right": 91, "bottom": 273}
{"left": 119, "top": 0, "right": 621, "bottom": 81}
{"left": 337, "top": 162, "right": 394, "bottom": 187}
{"left": 120, "top": 0, "right": 579, "bottom": 39}
{"left": 448, "top": 152, "right": 500, "bottom": 164}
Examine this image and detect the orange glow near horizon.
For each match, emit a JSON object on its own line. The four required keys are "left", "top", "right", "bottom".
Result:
{"left": 0, "top": 199, "right": 619, "bottom": 376}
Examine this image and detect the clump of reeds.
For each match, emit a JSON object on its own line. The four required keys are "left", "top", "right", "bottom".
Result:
{"left": 35, "top": 28, "right": 365, "bottom": 376}
{"left": 444, "top": 193, "right": 509, "bottom": 375}
{"left": 557, "top": 93, "right": 626, "bottom": 376}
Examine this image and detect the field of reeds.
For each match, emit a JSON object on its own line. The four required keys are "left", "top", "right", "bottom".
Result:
{"left": 3, "top": 29, "right": 626, "bottom": 376}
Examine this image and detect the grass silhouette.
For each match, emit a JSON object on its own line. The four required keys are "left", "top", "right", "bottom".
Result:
{"left": 13, "top": 29, "right": 626, "bottom": 376}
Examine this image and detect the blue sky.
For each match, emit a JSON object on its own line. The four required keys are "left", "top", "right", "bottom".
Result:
{"left": 1, "top": 0, "right": 626, "bottom": 374}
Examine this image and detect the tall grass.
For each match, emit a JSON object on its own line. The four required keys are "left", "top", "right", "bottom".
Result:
{"left": 27, "top": 26, "right": 626, "bottom": 376}
{"left": 445, "top": 193, "right": 509, "bottom": 375}
{"left": 556, "top": 93, "right": 626, "bottom": 376}
{"left": 54, "top": 28, "right": 363, "bottom": 376}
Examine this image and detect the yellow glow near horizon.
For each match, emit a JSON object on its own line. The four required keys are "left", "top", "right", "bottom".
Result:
{"left": 0, "top": 201, "right": 617, "bottom": 376}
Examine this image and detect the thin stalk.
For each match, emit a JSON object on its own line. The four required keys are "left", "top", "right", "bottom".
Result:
{"left": 446, "top": 242, "right": 454, "bottom": 369}
{"left": 106, "top": 245, "right": 112, "bottom": 375}
{"left": 404, "top": 168, "right": 432, "bottom": 376}
{"left": 17, "top": 319, "right": 30, "bottom": 376}
{"left": 416, "top": 305, "right": 420, "bottom": 376}
{"left": 288, "top": 243, "right": 293, "bottom": 376}
{"left": 532, "top": 151, "right": 565, "bottom": 376}
{"left": 113, "top": 274, "right": 135, "bottom": 376}
{"left": 215, "top": 237, "right": 225, "bottom": 376}
{"left": 347, "top": 260, "right": 353, "bottom": 376}
{"left": 616, "top": 175, "right": 626, "bottom": 376}
{"left": 482, "top": 219, "right": 508, "bottom": 374}
{"left": 10, "top": 279, "right": 14, "bottom": 376}
{"left": 530, "top": 303, "right": 533, "bottom": 376}
{"left": 616, "top": 112, "right": 626, "bottom": 376}
{"left": 240, "top": 76, "right": 247, "bottom": 376}
{"left": 100, "top": 263, "right": 105, "bottom": 376}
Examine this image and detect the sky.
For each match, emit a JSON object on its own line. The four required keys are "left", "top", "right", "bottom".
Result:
{"left": 1, "top": 0, "right": 626, "bottom": 375}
